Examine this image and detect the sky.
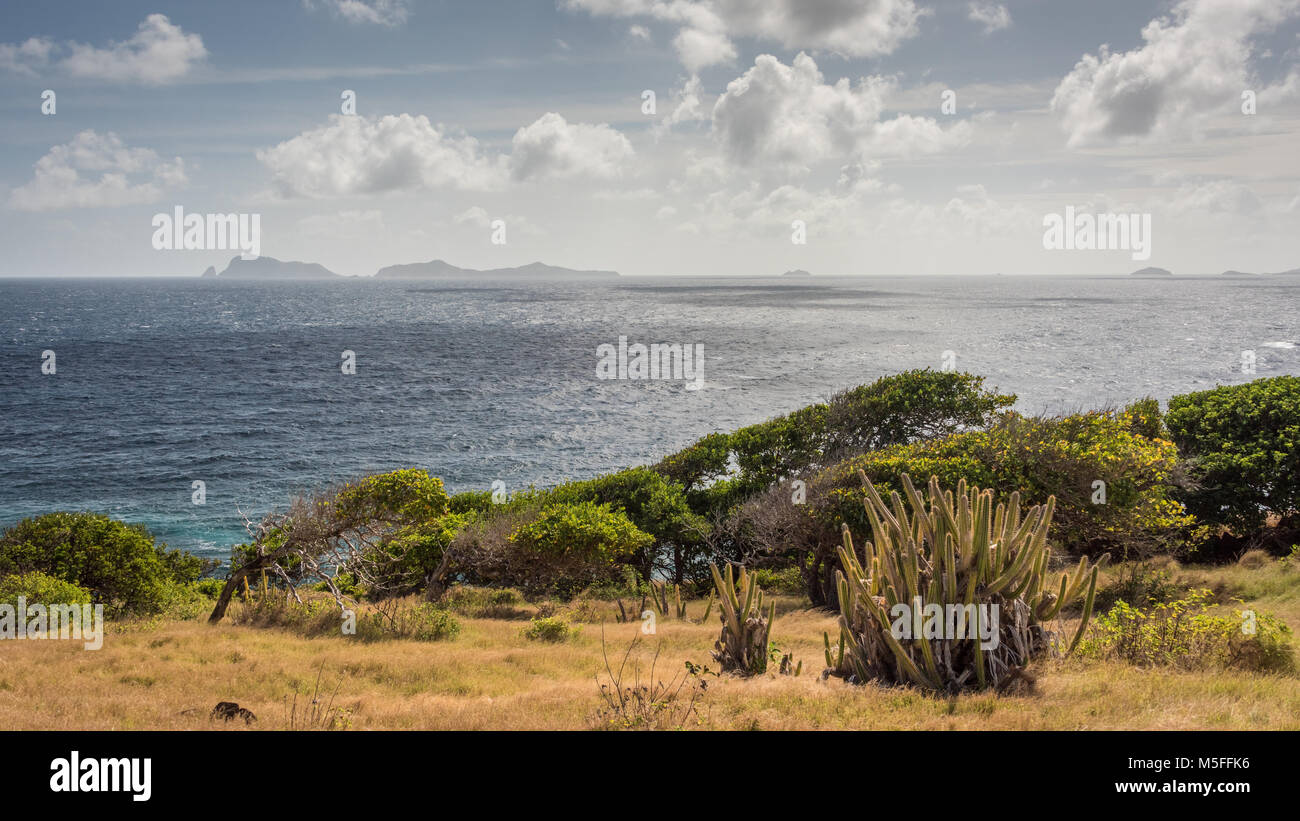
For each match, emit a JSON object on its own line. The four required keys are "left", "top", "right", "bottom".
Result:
{"left": 1, "top": 0, "right": 1298, "bottom": 277}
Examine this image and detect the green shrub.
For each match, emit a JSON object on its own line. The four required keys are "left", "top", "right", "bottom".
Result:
{"left": 438, "top": 585, "right": 528, "bottom": 619}
{"left": 1166, "top": 375, "right": 1300, "bottom": 532}
{"left": 194, "top": 579, "right": 224, "bottom": 598}
{"left": 523, "top": 616, "right": 578, "bottom": 643}
{"left": 751, "top": 566, "right": 805, "bottom": 596}
{"left": 0, "top": 512, "right": 204, "bottom": 616}
{"left": 1078, "top": 590, "right": 1293, "bottom": 672}
{"left": 156, "top": 581, "right": 216, "bottom": 621}
{"left": 506, "top": 501, "right": 650, "bottom": 571}
{"left": 655, "top": 369, "right": 1016, "bottom": 513}
{"left": 358, "top": 603, "right": 460, "bottom": 642}
{"left": 817, "top": 410, "right": 1195, "bottom": 558}
{"left": 523, "top": 468, "right": 709, "bottom": 585}
{"left": 0, "top": 571, "right": 92, "bottom": 608}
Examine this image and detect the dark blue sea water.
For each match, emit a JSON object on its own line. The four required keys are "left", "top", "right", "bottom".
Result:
{"left": 2, "top": 275, "right": 1297, "bottom": 560}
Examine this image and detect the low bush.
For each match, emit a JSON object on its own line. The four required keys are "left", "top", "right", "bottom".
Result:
{"left": 437, "top": 585, "right": 528, "bottom": 619}
{"left": 0, "top": 571, "right": 92, "bottom": 609}
{"left": 0, "top": 512, "right": 206, "bottom": 616}
{"left": 523, "top": 616, "right": 578, "bottom": 643}
{"left": 1077, "top": 590, "right": 1293, "bottom": 672}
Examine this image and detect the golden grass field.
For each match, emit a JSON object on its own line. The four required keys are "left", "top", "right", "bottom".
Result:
{"left": 2, "top": 560, "right": 1298, "bottom": 730}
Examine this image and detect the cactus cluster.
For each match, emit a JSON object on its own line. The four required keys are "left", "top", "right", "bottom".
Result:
{"left": 709, "top": 563, "right": 774, "bottom": 675}
{"left": 650, "top": 580, "right": 689, "bottom": 619}
{"left": 826, "top": 471, "right": 1108, "bottom": 692}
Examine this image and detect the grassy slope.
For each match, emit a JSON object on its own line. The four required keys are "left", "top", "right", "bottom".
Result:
{"left": 1, "top": 563, "right": 1298, "bottom": 730}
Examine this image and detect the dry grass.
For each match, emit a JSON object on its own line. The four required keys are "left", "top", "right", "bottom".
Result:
{"left": 1, "top": 565, "right": 1298, "bottom": 730}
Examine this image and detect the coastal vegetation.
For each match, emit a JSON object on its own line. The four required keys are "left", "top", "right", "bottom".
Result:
{"left": 2, "top": 370, "right": 1298, "bottom": 729}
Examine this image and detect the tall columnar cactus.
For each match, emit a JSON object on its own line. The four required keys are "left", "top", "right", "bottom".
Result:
{"left": 709, "top": 563, "right": 774, "bottom": 675}
{"left": 826, "top": 472, "right": 1108, "bottom": 692}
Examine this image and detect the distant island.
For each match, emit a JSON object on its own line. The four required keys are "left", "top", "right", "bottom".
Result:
{"left": 202, "top": 256, "right": 341, "bottom": 279}
{"left": 199, "top": 257, "right": 618, "bottom": 280}
{"left": 374, "top": 260, "right": 618, "bottom": 279}
{"left": 781, "top": 269, "right": 812, "bottom": 277}
{"left": 1220, "top": 267, "right": 1299, "bottom": 277}
{"left": 1130, "top": 266, "right": 1173, "bottom": 277}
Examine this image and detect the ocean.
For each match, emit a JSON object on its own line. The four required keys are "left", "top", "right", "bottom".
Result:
{"left": 1, "top": 274, "right": 1296, "bottom": 561}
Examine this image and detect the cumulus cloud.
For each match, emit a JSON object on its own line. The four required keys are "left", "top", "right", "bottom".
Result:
{"left": 257, "top": 114, "right": 507, "bottom": 197}
{"left": 673, "top": 26, "right": 736, "bottom": 71}
{"left": 711, "top": 52, "right": 970, "bottom": 172}
{"left": 0, "top": 38, "right": 54, "bottom": 76}
{"left": 1050, "top": 0, "right": 1300, "bottom": 146}
{"left": 509, "top": 112, "right": 635, "bottom": 181}
{"left": 656, "top": 75, "right": 709, "bottom": 134}
{"left": 0, "top": 15, "right": 206, "bottom": 84}
{"left": 259, "top": 112, "right": 634, "bottom": 196}
{"left": 9, "top": 130, "right": 187, "bottom": 211}
{"left": 967, "top": 2, "right": 1011, "bottom": 34}
{"left": 304, "top": 0, "right": 409, "bottom": 26}
{"left": 563, "top": 0, "right": 925, "bottom": 69}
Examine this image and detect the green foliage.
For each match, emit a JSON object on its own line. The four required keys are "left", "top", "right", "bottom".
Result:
{"left": 156, "top": 581, "right": 218, "bottom": 621}
{"left": 235, "top": 592, "right": 459, "bottom": 642}
{"left": 437, "top": 585, "right": 528, "bottom": 619}
{"left": 827, "top": 473, "right": 1108, "bottom": 692}
{"left": 751, "top": 566, "right": 805, "bottom": 595}
{"left": 194, "top": 578, "right": 224, "bottom": 598}
{"left": 820, "top": 411, "right": 1194, "bottom": 557}
{"left": 1120, "top": 397, "right": 1164, "bottom": 440}
{"left": 656, "top": 370, "right": 1016, "bottom": 513}
{"left": 1166, "top": 376, "right": 1300, "bottom": 532}
{"left": 523, "top": 615, "right": 578, "bottom": 642}
{"left": 533, "top": 468, "right": 709, "bottom": 582}
{"left": 0, "top": 512, "right": 204, "bottom": 616}
{"left": 332, "top": 468, "right": 450, "bottom": 524}
{"left": 373, "top": 511, "right": 471, "bottom": 595}
{"left": 447, "top": 490, "right": 495, "bottom": 516}
{"left": 0, "top": 571, "right": 92, "bottom": 608}
{"left": 510, "top": 501, "right": 653, "bottom": 566}
{"left": 357, "top": 603, "right": 460, "bottom": 642}
{"left": 1078, "top": 590, "right": 1293, "bottom": 672}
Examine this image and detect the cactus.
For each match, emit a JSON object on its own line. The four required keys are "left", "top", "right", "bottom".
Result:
{"left": 696, "top": 592, "right": 715, "bottom": 625}
{"left": 827, "top": 472, "right": 1109, "bottom": 692}
{"left": 708, "top": 563, "right": 775, "bottom": 675}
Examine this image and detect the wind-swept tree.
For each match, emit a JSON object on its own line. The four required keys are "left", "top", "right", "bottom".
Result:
{"left": 208, "top": 469, "right": 448, "bottom": 623}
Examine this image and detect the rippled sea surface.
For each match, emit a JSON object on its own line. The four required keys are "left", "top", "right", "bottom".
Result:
{"left": 2, "top": 275, "right": 1297, "bottom": 559}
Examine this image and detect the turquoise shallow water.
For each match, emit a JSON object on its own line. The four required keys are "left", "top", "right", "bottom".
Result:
{"left": 1, "top": 274, "right": 1296, "bottom": 559}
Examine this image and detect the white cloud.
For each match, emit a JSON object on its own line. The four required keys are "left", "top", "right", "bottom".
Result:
{"left": 259, "top": 112, "right": 635, "bottom": 196}
{"left": 0, "top": 15, "right": 205, "bottom": 84}
{"left": 656, "top": 75, "right": 709, "bottom": 134}
{"left": 509, "top": 112, "right": 635, "bottom": 181}
{"left": 62, "top": 15, "right": 205, "bottom": 84}
{"left": 1050, "top": 0, "right": 1300, "bottom": 146}
{"left": 711, "top": 53, "right": 970, "bottom": 172}
{"left": 563, "top": 0, "right": 926, "bottom": 69}
{"left": 967, "top": 2, "right": 1011, "bottom": 34}
{"left": 0, "top": 38, "right": 54, "bottom": 76}
{"left": 673, "top": 27, "right": 736, "bottom": 71}
{"left": 257, "top": 114, "right": 507, "bottom": 197}
{"left": 9, "top": 130, "right": 186, "bottom": 211}
{"left": 304, "top": 0, "right": 409, "bottom": 26}
{"left": 628, "top": 24, "right": 652, "bottom": 41}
